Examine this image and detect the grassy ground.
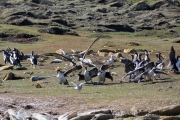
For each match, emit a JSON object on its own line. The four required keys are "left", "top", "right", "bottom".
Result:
{"left": 0, "top": 24, "right": 180, "bottom": 112}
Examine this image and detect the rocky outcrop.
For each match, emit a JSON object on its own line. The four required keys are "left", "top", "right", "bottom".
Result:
{"left": 1, "top": 105, "right": 180, "bottom": 120}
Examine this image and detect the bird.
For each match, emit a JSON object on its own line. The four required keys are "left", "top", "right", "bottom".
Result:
{"left": 1, "top": 50, "right": 11, "bottom": 65}
{"left": 103, "top": 55, "right": 115, "bottom": 65}
{"left": 120, "top": 62, "right": 154, "bottom": 83}
{"left": 56, "top": 70, "right": 69, "bottom": 85}
{"left": 71, "top": 81, "right": 85, "bottom": 93}
{"left": 28, "top": 51, "right": 38, "bottom": 68}
{"left": 78, "top": 67, "right": 98, "bottom": 83}
{"left": 97, "top": 64, "right": 113, "bottom": 84}
{"left": 9, "top": 52, "right": 22, "bottom": 66}
{"left": 57, "top": 34, "right": 103, "bottom": 76}
{"left": 144, "top": 50, "right": 151, "bottom": 63}
{"left": 167, "top": 46, "right": 180, "bottom": 73}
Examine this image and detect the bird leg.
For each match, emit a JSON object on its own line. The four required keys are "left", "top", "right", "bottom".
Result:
{"left": 77, "top": 90, "right": 81, "bottom": 94}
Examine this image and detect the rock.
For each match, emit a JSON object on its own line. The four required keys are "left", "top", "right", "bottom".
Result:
{"left": 91, "top": 113, "right": 113, "bottom": 120}
{"left": 160, "top": 116, "right": 180, "bottom": 120}
{"left": 98, "top": 49, "right": 116, "bottom": 53}
{"left": 116, "top": 111, "right": 134, "bottom": 118}
{"left": 58, "top": 111, "right": 77, "bottom": 120}
{"left": 4, "top": 109, "right": 17, "bottom": 118}
{"left": 3, "top": 72, "right": 15, "bottom": 80}
{"left": 0, "top": 65, "right": 13, "bottom": 71}
{"left": 123, "top": 49, "right": 136, "bottom": 54}
{"left": 17, "top": 108, "right": 32, "bottom": 119}
{"left": 79, "top": 109, "right": 112, "bottom": 115}
{"left": 4, "top": 109, "right": 31, "bottom": 120}
{"left": 70, "top": 114, "right": 95, "bottom": 120}
{"left": 34, "top": 83, "right": 42, "bottom": 88}
{"left": 130, "top": 106, "right": 148, "bottom": 116}
{"left": 150, "top": 105, "right": 180, "bottom": 116}
{"left": 32, "top": 113, "right": 52, "bottom": 120}
{"left": 134, "top": 115, "right": 160, "bottom": 120}
{"left": 113, "top": 52, "right": 123, "bottom": 58}
{"left": 130, "top": 1, "right": 151, "bottom": 11}
{"left": 97, "top": 51, "right": 108, "bottom": 57}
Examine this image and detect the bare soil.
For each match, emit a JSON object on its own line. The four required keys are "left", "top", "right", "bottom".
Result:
{"left": 1, "top": 91, "right": 180, "bottom": 117}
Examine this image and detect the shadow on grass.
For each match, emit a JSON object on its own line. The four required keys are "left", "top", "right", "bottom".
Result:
{"left": 142, "top": 78, "right": 178, "bottom": 85}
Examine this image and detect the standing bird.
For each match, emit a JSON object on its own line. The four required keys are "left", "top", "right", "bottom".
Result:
{"left": 56, "top": 70, "right": 69, "bottom": 85}
{"left": 71, "top": 81, "right": 85, "bottom": 93}
{"left": 28, "top": 51, "right": 38, "bottom": 68}
{"left": 98, "top": 65, "right": 113, "bottom": 84}
{"left": 78, "top": 67, "right": 98, "bottom": 83}
{"left": 144, "top": 50, "right": 151, "bottom": 63}
{"left": 9, "top": 52, "right": 21, "bottom": 66}
{"left": 1, "top": 50, "right": 11, "bottom": 65}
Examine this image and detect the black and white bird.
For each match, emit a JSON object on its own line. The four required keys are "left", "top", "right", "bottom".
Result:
{"left": 97, "top": 65, "right": 113, "bottom": 84}
{"left": 167, "top": 46, "right": 180, "bottom": 73}
{"left": 71, "top": 81, "right": 85, "bottom": 93}
{"left": 1, "top": 48, "right": 23, "bottom": 66}
{"left": 28, "top": 51, "right": 38, "bottom": 68}
{"left": 1, "top": 50, "right": 11, "bottom": 65}
{"left": 9, "top": 52, "right": 22, "bottom": 66}
{"left": 78, "top": 67, "right": 98, "bottom": 83}
{"left": 144, "top": 50, "right": 151, "bottom": 63}
{"left": 56, "top": 70, "right": 69, "bottom": 85}
{"left": 120, "top": 62, "right": 154, "bottom": 83}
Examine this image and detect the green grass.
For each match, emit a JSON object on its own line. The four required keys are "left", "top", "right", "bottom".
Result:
{"left": 0, "top": 24, "right": 180, "bottom": 111}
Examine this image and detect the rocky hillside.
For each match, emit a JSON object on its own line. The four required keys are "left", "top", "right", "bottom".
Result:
{"left": 0, "top": 0, "right": 180, "bottom": 35}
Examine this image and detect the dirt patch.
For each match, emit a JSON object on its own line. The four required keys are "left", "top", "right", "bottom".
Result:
{"left": 0, "top": 92, "right": 180, "bottom": 117}
{"left": 0, "top": 33, "right": 40, "bottom": 44}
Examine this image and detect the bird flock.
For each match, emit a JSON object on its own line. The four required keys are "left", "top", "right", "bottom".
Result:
{"left": 0, "top": 35, "right": 180, "bottom": 93}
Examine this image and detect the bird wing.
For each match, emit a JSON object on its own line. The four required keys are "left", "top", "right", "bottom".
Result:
{"left": 154, "top": 70, "right": 174, "bottom": 78}
{"left": 133, "top": 71, "right": 147, "bottom": 82}
{"left": 82, "top": 34, "right": 103, "bottom": 61}
{"left": 145, "top": 61, "right": 155, "bottom": 69}
{"left": 169, "top": 46, "right": 177, "bottom": 64}
{"left": 120, "top": 58, "right": 132, "bottom": 65}
{"left": 125, "top": 62, "right": 135, "bottom": 73}
{"left": 71, "top": 82, "right": 78, "bottom": 87}
{"left": 79, "top": 82, "right": 85, "bottom": 86}
{"left": 78, "top": 73, "right": 85, "bottom": 81}
{"left": 100, "top": 64, "right": 109, "bottom": 71}
{"left": 89, "top": 67, "right": 98, "bottom": 78}
{"left": 57, "top": 54, "right": 76, "bottom": 66}
{"left": 64, "top": 67, "right": 76, "bottom": 77}
{"left": 105, "top": 72, "right": 113, "bottom": 81}
{"left": 121, "top": 65, "right": 146, "bottom": 82}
